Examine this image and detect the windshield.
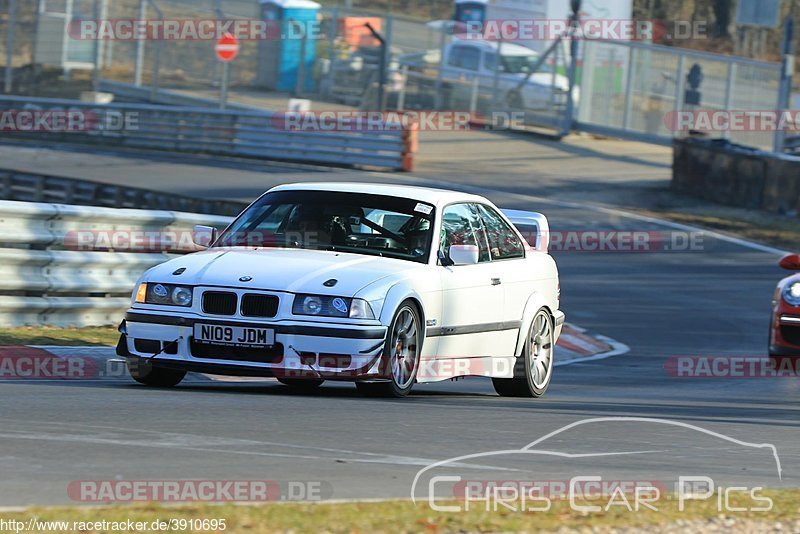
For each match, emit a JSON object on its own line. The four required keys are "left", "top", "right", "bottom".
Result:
{"left": 215, "top": 190, "right": 435, "bottom": 264}
{"left": 502, "top": 54, "right": 553, "bottom": 75}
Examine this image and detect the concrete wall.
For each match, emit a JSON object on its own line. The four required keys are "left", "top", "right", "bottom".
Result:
{"left": 672, "top": 138, "right": 800, "bottom": 216}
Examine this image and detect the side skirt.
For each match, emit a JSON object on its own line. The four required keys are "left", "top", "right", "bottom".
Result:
{"left": 415, "top": 356, "right": 517, "bottom": 383}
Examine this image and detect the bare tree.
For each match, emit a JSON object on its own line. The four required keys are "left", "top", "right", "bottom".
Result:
{"left": 713, "top": 0, "right": 732, "bottom": 38}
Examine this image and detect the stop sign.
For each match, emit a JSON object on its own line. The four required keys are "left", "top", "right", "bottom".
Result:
{"left": 215, "top": 34, "right": 240, "bottom": 62}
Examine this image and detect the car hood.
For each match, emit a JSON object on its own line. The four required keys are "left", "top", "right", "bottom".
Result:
{"left": 144, "top": 248, "right": 423, "bottom": 296}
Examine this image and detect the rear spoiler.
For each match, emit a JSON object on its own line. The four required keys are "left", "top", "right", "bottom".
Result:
{"left": 502, "top": 209, "right": 550, "bottom": 253}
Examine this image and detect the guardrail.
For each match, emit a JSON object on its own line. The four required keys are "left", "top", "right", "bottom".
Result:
{"left": 0, "top": 167, "right": 247, "bottom": 216}
{"left": 98, "top": 80, "right": 257, "bottom": 111}
{"left": 0, "top": 199, "right": 233, "bottom": 327}
{"left": 0, "top": 95, "right": 417, "bottom": 171}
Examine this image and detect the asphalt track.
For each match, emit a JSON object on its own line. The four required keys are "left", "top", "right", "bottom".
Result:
{"left": 0, "top": 166, "right": 798, "bottom": 508}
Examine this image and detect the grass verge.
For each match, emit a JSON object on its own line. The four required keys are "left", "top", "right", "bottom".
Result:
{"left": 2, "top": 491, "right": 799, "bottom": 533}
{"left": 0, "top": 326, "right": 119, "bottom": 347}
{"left": 634, "top": 207, "right": 799, "bottom": 253}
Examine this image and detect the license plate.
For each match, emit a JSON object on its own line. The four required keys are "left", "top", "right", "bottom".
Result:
{"left": 194, "top": 324, "right": 275, "bottom": 348}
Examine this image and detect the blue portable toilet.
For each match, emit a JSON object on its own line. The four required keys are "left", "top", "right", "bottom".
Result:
{"left": 257, "top": 0, "right": 320, "bottom": 92}
{"left": 454, "top": 0, "right": 487, "bottom": 25}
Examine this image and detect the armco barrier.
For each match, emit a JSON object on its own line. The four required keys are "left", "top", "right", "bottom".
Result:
{"left": 0, "top": 95, "right": 417, "bottom": 171}
{"left": 0, "top": 167, "right": 246, "bottom": 216}
{"left": 98, "top": 79, "right": 257, "bottom": 111}
{"left": 0, "top": 199, "right": 233, "bottom": 327}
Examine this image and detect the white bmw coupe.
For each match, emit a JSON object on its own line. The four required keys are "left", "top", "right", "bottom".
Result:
{"left": 117, "top": 183, "right": 564, "bottom": 397}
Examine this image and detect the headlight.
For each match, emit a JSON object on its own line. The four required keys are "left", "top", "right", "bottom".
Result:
{"left": 292, "top": 294, "right": 375, "bottom": 319}
{"left": 171, "top": 286, "right": 193, "bottom": 306}
{"left": 135, "top": 282, "right": 194, "bottom": 307}
{"left": 783, "top": 282, "right": 800, "bottom": 306}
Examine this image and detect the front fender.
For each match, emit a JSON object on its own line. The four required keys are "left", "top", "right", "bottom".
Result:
{"left": 378, "top": 283, "right": 427, "bottom": 336}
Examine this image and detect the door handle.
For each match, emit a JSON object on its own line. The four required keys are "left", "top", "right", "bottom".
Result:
{"left": 491, "top": 278, "right": 502, "bottom": 286}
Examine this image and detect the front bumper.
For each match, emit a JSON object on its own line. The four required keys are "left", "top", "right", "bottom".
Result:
{"left": 553, "top": 310, "right": 565, "bottom": 341}
{"left": 769, "top": 311, "right": 800, "bottom": 356}
{"left": 118, "top": 311, "right": 388, "bottom": 381}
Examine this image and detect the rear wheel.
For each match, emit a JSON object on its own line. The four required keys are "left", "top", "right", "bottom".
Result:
{"left": 493, "top": 309, "right": 554, "bottom": 398}
{"left": 356, "top": 301, "right": 421, "bottom": 398}
{"left": 127, "top": 359, "right": 186, "bottom": 387}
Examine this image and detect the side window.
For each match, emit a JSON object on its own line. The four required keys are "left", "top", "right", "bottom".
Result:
{"left": 483, "top": 51, "right": 497, "bottom": 72}
{"left": 440, "top": 204, "right": 490, "bottom": 263}
{"left": 461, "top": 46, "right": 481, "bottom": 71}
{"left": 447, "top": 46, "right": 465, "bottom": 68}
{"left": 476, "top": 205, "right": 525, "bottom": 260}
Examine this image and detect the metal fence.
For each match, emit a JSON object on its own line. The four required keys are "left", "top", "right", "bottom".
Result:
{"left": 576, "top": 38, "right": 784, "bottom": 151}
{"left": 0, "top": 198, "right": 232, "bottom": 327}
{"left": 2, "top": 1, "right": 450, "bottom": 103}
{"left": 0, "top": 94, "right": 416, "bottom": 170}
{"left": 389, "top": 30, "right": 571, "bottom": 131}
{"left": 0, "top": 1, "right": 791, "bottom": 152}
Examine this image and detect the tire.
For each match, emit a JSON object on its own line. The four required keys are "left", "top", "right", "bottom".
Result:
{"left": 127, "top": 359, "right": 186, "bottom": 388}
{"left": 356, "top": 300, "right": 422, "bottom": 398}
{"left": 492, "top": 308, "right": 554, "bottom": 398}
{"left": 277, "top": 377, "right": 324, "bottom": 390}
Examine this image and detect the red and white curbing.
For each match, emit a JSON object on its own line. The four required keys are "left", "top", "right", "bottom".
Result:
{"left": 555, "top": 323, "right": 630, "bottom": 366}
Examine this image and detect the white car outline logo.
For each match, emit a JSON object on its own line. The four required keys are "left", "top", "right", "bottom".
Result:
{"left": 410, "top": 416, "right": 783, "bottom": 503}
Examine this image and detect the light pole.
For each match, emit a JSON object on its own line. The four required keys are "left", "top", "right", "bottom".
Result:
{"left": 4, "top": 0, "right": 17, "bottom": 94}
{"left": 562, "top": 0, "right": 581, "bottom": 137}
{"left": 134, "top": 0, "right": 146, "bottom": 86}
{"left": 775, "top": 17, "right": 795, "bottom": 152}
{"left": 365, "top": 22, "right": 386, "bottom": 111}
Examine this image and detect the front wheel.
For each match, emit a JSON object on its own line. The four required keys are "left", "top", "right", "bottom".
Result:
{"left": 356, "top": 301, "right": 422, "bottom": 398}
{"left": 127, "top": 359, "right": 186, "bottom": 387}
{"left": 493, "top": 309, "right": 554, "bottom": 398}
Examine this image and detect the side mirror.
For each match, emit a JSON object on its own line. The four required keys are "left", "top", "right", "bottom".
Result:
{"left": 779, "top": 254, "right": 800, "bottom": 270}
{"left": 448, "top": 244, "right": 480, "bottom": 266}
{"left": 193, "top": 225, "right": 218, "bottom": 249}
